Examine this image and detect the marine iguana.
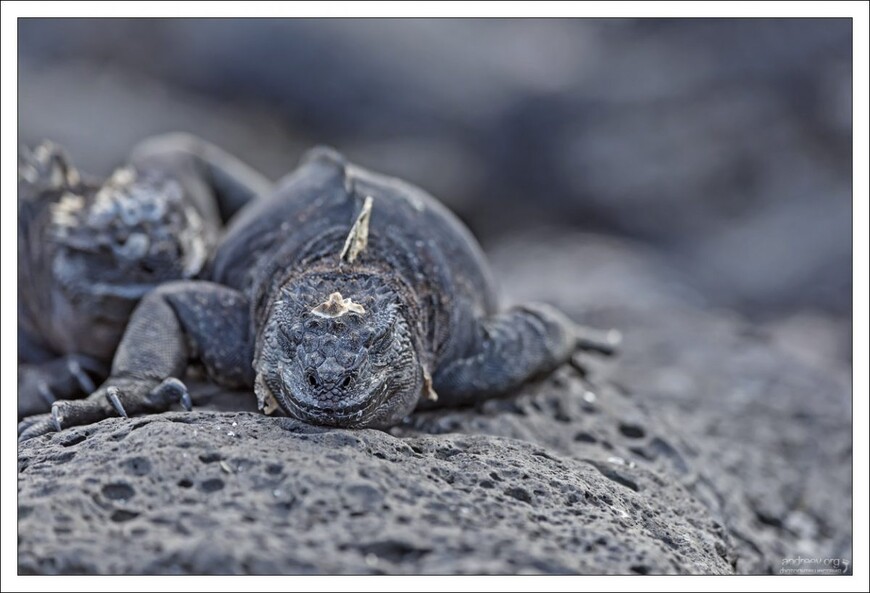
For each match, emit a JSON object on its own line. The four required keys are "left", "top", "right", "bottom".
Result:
{"left": 17, "top": 134, "right": 271, "bottom": 420}
{"left": 19, "top": 143, "right": 618, "bottom": 440}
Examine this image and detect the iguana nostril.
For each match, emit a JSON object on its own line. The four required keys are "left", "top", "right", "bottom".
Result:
{"left": 341, "top": 375, "right": 352, "bottom": 389}
{"left": 307, "top": 372, "right": 318, "bottom": 387}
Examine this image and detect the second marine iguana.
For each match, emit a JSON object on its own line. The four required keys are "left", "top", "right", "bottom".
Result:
{"left": 19, "top": 143, "right": 618, "bottom": 440}
{"left": 17, "top": 134, "right": 271, "bottom": 420}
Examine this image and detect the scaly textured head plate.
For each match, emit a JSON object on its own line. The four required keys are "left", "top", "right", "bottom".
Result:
{"left": 311, "top": 292, "right": 366, "bottom": 318}
{"left": 255, "top": 272, "right": 424, "bottom": 429}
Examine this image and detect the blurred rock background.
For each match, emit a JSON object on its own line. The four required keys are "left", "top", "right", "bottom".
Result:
{"left": 18, "top": 17, "right": 851, "bottom": 362}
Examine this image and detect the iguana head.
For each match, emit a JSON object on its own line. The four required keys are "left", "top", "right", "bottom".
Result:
{"left": 21, "top": 142, "right": 209, "bottom": 309}
{"left": 255, "top": 273, "right": 425, "bottom": 429}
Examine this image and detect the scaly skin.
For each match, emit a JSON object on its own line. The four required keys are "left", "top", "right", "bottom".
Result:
{"left": 17, "top": 135, "right": 272, "bottom": 420}
{"left": 19, "top": 143, "right": 619, "bottom": 440}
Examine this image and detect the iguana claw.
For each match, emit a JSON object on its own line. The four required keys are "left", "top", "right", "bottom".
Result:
{"left": 575, "top": 327, "right": 622, "bottom": 357}
{"left": 107, "top": 387, "right": 128, "bottom": 418}
{"left": 17, "top": 414, "right": 59, "bottom": 442}
{"left": 51, "top": 404, "right": 64, "bottom": 432}
{"left": 149, "top": 377, "right": 192, "bottom": 411}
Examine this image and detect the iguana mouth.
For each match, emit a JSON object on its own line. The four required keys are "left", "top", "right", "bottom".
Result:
{"left": 276, "top": 371, "right": 389, "bottom": 428}
{"left": 280, "top": 393, "right": 381, "bottom": 427}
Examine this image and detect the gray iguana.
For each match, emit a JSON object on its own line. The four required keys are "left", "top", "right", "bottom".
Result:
{"left": 19, "top": 142, "right": 618, "bottom": 440}
{"left": 17, "top": 134, "right": 271, "bottom": 421}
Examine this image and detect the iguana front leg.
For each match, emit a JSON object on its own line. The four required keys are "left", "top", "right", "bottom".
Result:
{"left": 18, "top": 281, "right": 253, "bottom": 441}
{"left": 431, "top": 303, "right": 620, "bottom": 406}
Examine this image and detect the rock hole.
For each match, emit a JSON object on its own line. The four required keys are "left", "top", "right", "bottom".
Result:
{"left": 266, "top": 463, "right": 283, "bottom": 475}
{"left": 177, "top": 478, "right": 194, "bottom": 489}
{"left": 584, "top": 460, "right": 640, "bottom": 492}
{"left": 574, "top": 432, "right": 597, "bottom": 443}
{"left": 754, "top": 510, "right": 785, "bottom": 529}
{"left": 629, "top": 446, "right": 654, "bottom": 461}
{"left": 504, "top": 487, "right": 532, "bottom": 504}
{"left": 60, "top": 433, "right": 87, "bottom": 447}
{"left": 435, "top": 448, "right": 461, "bottom": 460}
{"left": 275, "top": 497, "right": 297, "bottom": 513}
{"left": 123, "top": 457, "right": 152, "bottom": 476}
{"left": 631, "top": 565, "right": 649, "bottom": 575}
{"left": 200, "top": 478, "right": 225, "bottom": 493}
{"left": 359, "top": 539, "right": 430, "bottom": 563}
{"left": 110, "top": 509, "right": 140, "bottom": 523}
{"left": 102, "top": 482, "right": 135, "bottom": 501}
{"left": 199, "top": 451, "right": 222, "bottom": 463}
{"left": 53, "top": 450, "right": 76, "bottom": 464}
{"left": 649, "top": 437, "right": 690, "bottom": 474}
{"left": 619, "top": 423, "right": 646, "bottom": 439}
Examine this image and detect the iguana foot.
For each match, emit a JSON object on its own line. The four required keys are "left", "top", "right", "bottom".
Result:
{"left": 18, "top": 377, "right": 191, "bottom": 442}
{"left": 17, "top": 413, "right": 55, "bottom": 440}
{"left": 18, "top": 355, "right": 108, "bottom": 418}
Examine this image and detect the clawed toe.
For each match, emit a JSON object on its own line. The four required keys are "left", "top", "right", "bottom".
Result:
{"left": 149, "top": 377, "right": 192, "bottom": 411}
{"left": 575, "top": 327, "right": 622, "bottom": 357}
{"left": 51, "top": 405, "right": 64, "bottom": 431}
{"left": 20, "top": 376, "right": 194, "bottom": 441}
{"left": 107, "top": 387, "right": 128, "bottom": 418}
{"left": 18, "top": 414, "right": 58, "bottom": 442}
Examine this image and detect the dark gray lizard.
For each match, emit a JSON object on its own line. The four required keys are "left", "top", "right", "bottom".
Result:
{"left": 19, "top": 144, "right": 618, "bottom": 440}
{"left": 17, "top": 134, "right": 271, "bottom": 421}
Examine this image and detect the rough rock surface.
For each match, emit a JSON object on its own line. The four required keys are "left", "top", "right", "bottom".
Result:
{"left": 18, "top": 408, "right": 732, "bottom": 575}
{"left": 17, "top": 235, "right": 850, "bottom": 575}
{"left": 489, "top": 233, "right": 853, "bottom": 574}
